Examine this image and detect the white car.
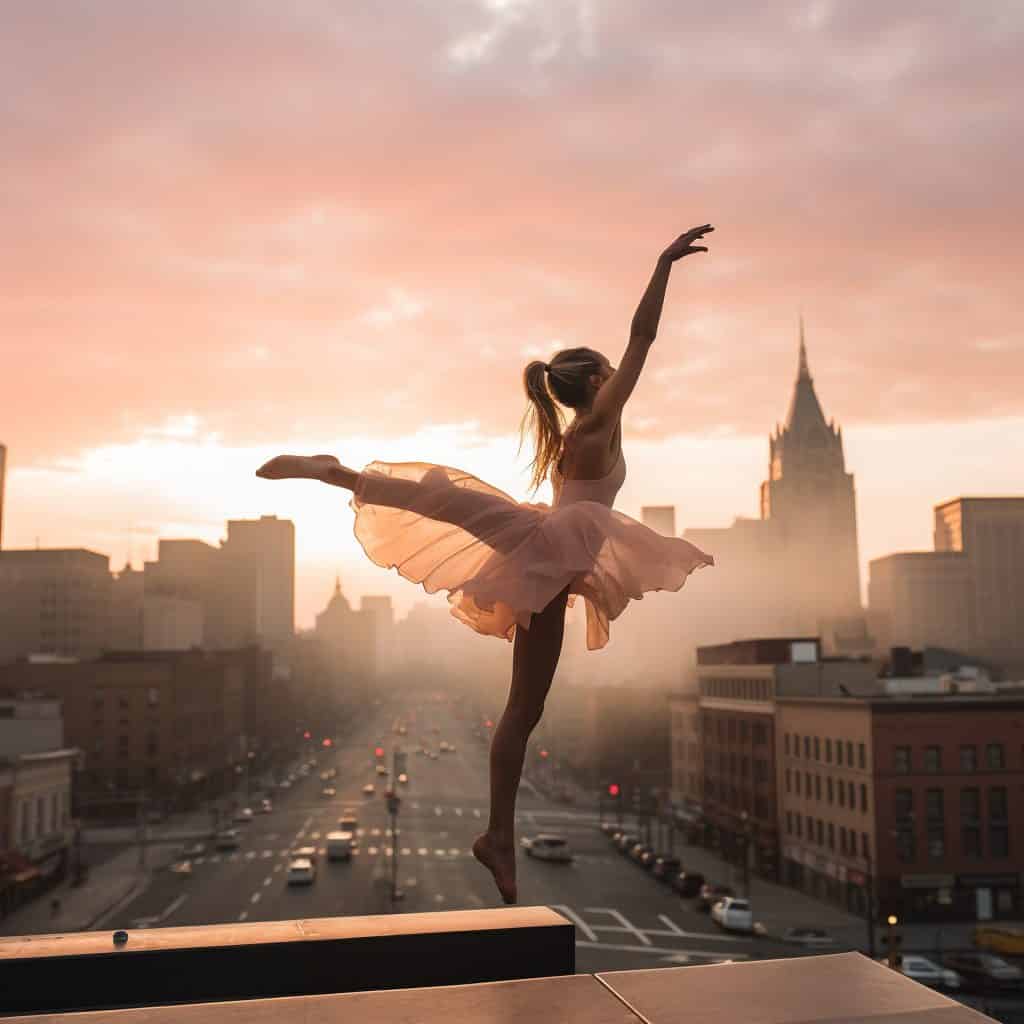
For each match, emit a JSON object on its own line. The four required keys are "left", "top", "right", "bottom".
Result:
{"left": 891, "top": 955, "right": 960, "bottom": 990}
{"left": 362, "top": 783, "right": 376, "bottom": 796}
{"left": 234, "top": 807, "right": 254, "bottom": 823}
{"left": 260, "top": 799, "right": 273, "bottom": 814}
{"left": 397, "top": 773, "right": 409, "bottom": 785}
{"left": 326, "top": 831, "right": 354, "bottom": 861}
{"left": 710, "top": 896, "right": 753, "bottom": 933}
{"left": 286, "top": 858, "right": 316, "bottom": 885}
{"left": 339, "top": 810, "right": 358, "bottom": 830}
{"left": 521, "top": 834, "right": 573, "bottom": 862}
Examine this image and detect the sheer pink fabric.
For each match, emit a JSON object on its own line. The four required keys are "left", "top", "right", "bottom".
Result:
{"left": 349, "top": 443, "right": 713, "bottom": 650}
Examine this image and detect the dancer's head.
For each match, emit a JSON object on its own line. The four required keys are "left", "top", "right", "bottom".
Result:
{"left": 520, "top": 346, "right": 613, "bottom": 490}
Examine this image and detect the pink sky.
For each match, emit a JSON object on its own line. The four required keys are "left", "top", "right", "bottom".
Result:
{"left": 3, "top": 2, "right": 1022, "bottom": 628}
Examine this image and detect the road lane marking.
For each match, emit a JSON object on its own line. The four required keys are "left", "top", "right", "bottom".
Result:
{"left": 263, "top": 877, "right": 272, "bottom": 887}
{"left": 455, "top": 808, "right": 463, "bottom": 816}
{"left": 368, "top": 846, "right": 379, "bottom": 855}
{"left": 448, "top": 848, "right": 459, "bottom": 856}
{"left": 473, "top": 809, "right": 481, "bottom": 818}
{"left": 549, "top": 904, "right": 598, "bottom": 942}
{"left": 578, "top": 941, "right": 749, "bottom": 959}
{"left": 434, "top": 806, "right": 442, "bottom": 816}
{"left": 418, "top": 847, "right": 429, "bottom": 855}
{"left": 250, "top": 892, "right": 261, "bottom": 904}
{"left": 238, "top": 911, "right": 249, "bottom": 921}
{"left": 434, "top": 849, "right": 446, "bottom": 857}
{"left": 245, "top": 851, "right": 256, "bottom": 860}
{"left": 585, "top": 908, "right": 652, "bottom": 946}
{"left": 401, "top": 848, "right": 411, "bottom": 856}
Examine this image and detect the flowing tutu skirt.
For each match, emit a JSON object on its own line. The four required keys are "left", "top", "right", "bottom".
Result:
{"left": 350, "top": 461, "right": 714, "bottom": 651}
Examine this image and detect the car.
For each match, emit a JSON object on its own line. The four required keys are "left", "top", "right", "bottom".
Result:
{"left": 320, "top": 771, "right": 331, "bottom": 782}
{"left": 278, "top": 779, "right": 291, "bottom": 790}
{"left": 292, "top": 845, "right": 318, "bottom": 862}
{"left": 286, "top": 858, "right": 316, "bottom": 885}
{"left": 639, "top": 849, "right": 659, "bottom": 869}
{"left": 599, "top": 822, "right": 620, "bottom": 837}
{"left": 169, "top": 859, "right": 193, "bottom": 877}
{"left": 942, "top": 952, "right": 1024, "bottom": 993}
{"left": 883, "top": 955, "right": 960, "bottom": 991}
{"left": 214, "top": 829, "right": 241, "bottom": 851}
{"left": 339, "top": 809, "right": 358, "bottom": 830}
{"left": 447, "top": 744, "right": 457, "bottom": 753}
{"left": 652, "top": 856, "right": 682, "bottom": 880}
{"left": 375, "top": 765, "right": 388, "bottom": 776}
{"left": 181, "top": 842, "right": 206, "bottom": 858}
{"left": 260, "top": 799, "right": 273, "bottom": 814}
{"left": 696, "top": 882, "right": 734, "bottom": 912}
{"left": 326, "top": 831, "right": 354, "bottom": 861}
{"left": 321, "top": 787, "right": 337, "bottom": 798}
{"left": 973, "top": 925, "right": 1024, "bottom": 956}
{"left": 362, "top": 783, "right": 375, "bottom": 796}
{"left": 783, "top": 928, "right": 836, "bottom": 948}
{"left": 397, "top": 773, "right": 409, "bottom": 784}
{"left": 628, "top": 842, "right": 653, "bottom": 863}
{"left": 428, "top": 752, "right": 439, "bottom": 760}
{"left": 234, "top": 807, "right": 254, "bottom": 823}
{"left": 439, "top": 741, "right": 449, "bottom": 752}
{"left": 615, "top": 833, "right": 640, "bottom": 853}
{"left": 521, "top": 834, "right": 573, "bottom": 862}
{"left": 710, "top": 896, "right": 753, "bottom": 933}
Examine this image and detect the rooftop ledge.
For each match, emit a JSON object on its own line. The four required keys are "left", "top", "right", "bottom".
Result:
{"left": 0, "top": 908, "right": 995, "bottom": 1023}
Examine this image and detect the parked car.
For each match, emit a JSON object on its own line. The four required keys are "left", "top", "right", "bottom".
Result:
{"left": 260, "top": 799, "right": 273, "bottom": 814}
{"left": 521, "top": 834, "right": 573, "bottom": 862}
{"left": 973, "top": 925, "right": 1024, "bottom": 956}
{"left": 783, "top": 928, "right": 836, "bottom": 948}
{"left": 639, "top": 849, "right": 660, "bottom": 869}
{"left": 181, "top": 842, "right": 206, "bottom": 858}
{"left": 234, "top": 807, "right": 254, "bottom": 823}
{"left": 710, "top": 896, "right": 753, "bottom": 933}
{"left": 214, "top": 829, "right": 241, "bottom": 851}
{"left": 652, "top": 856, "right": 682, "bottom": 881}
{"left": 169, "top": 860, "right": 193, "bottom": 877}
{"left": 286, "top": 857, "right": 316, "bottom": 885}
{"left": 884, "top": 955, "right": 960, "bottom": 991}
{"left": 696, "top": 883, "right": 735, "bottom": 912}
{"left": 599, "top": 822, "right": 620, "bottom": 837}
{"left": 671, "top": 871, "right": 706, "bottom": 898}
{"left": 942, "top": 953, "right": 1024, "bottom": 993}
{"left": 628, "top": 843, "right": 653, "bottom": 863}
{"left": 321, "top": 787, "right": 337, "bottom": 798}
{"left": 615, "top": 833, "right": 640, "bottom": 853}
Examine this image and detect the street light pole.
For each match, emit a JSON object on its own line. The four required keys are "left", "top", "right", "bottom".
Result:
{"left": 865, "top": 848, "right": 876, "bottom": 958}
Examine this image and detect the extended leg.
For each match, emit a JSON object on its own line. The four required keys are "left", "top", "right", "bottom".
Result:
{"left": 473, "top": 584, "right": 571, "bottom": 904}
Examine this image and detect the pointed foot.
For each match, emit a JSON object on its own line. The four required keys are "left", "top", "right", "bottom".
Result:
{"left": 472, "top": 832, "right": 518, "bottom": 905}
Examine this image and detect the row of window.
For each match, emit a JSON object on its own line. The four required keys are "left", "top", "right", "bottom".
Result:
{"left": 892, "top": 786, "right": 1011, "bottom": 862}
{"left": 707, "top": 717, "right": 770, "bottom": 746}
{"left": 893, "top": 743, "right": 1007, "bottom": 774}
{"left": 785, "top": 769, "right": 870, "bottom": 813}
{"left": 784, "top": 732, "right": 867, "bottom": 769}
{"left": 18, "top": 790, "right": 69, "bottom": 846}
{"left": 706, "top": 751, "right": 771, "bottom": 782}
{"left": 704, "top": 779, "right": 772, "bottom": 821}
{"left": 785, "top": 813, "right": 870, "bottom": 859}
{"left": 700, "top": 679, "right": 774, "bottom": 702}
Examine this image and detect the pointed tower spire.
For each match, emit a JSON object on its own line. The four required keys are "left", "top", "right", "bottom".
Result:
{"left": 798, "top": 314, "right": 810, "bottom": 379}
{"left": 333, "top": 575, "right": 342, "bottom": 597}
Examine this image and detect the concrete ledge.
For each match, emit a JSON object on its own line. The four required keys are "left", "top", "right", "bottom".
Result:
{"left": 0, "top": 907, "right": 574, "bottom": 1016}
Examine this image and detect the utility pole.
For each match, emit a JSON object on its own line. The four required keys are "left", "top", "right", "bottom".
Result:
{"left": 387, "top": 785, "right": 403, "bottom": 905}
{"left": 865, "top": 848, "right": 876, "bottom": 958}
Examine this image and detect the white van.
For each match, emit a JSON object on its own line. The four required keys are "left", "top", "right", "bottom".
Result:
{"left": 326, "top": 830, "right": 354, "bottom": 861}
{"left": 521, "top": 834, "right": 573, "bottom": 863}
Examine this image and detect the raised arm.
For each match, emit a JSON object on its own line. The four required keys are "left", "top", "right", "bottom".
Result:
{"left": 591, "top": 224, "right": 713, "bottom": 429}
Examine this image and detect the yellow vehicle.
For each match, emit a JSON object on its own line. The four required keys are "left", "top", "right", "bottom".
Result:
{"left": 973, "top": 925, "right": 1024, "bottom": 955}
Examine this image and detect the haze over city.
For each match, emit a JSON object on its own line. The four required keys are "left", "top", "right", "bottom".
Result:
{"left": 3, "top": 2, "right": 1022, "bottom": 629}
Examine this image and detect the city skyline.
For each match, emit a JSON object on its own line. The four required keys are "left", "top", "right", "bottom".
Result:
{"left": 3, "top": 4, "right": 1023, "bottom": 628}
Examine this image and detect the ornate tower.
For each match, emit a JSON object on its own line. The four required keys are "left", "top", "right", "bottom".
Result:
{"left": 759, "top": 321, "right": 862, "bottom": 625}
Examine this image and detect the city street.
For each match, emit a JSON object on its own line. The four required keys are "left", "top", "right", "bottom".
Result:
{"left": 102, "top": 692, "right": 769, "bottom": 973}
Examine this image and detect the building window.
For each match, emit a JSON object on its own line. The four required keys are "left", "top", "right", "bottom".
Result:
{"left": 837, "top": 780, "right": 845, "bottom": 807}
{"left": 785, "top": 733, "right": 790, "bottom": 756}
{"left": 795, "top": 814, "right": 802, "bottom": 838}
{"left": 857, "top": 743, "right": 865, "bottom": 769}
{"left": 926, "top": 789, "right": 945, "bottom": 860}
{"left": 804, "top": 736, "right": 811, "bottom": 759}
{"left": 794, "top": 733, "right": 800, "bottom": 758}
{"left": 986, "top": 744, "right": 1005, "bottom": 770}
{"left": 828, "top": 822, "right": 835, "bottom": 850}
{"left": 894, "top": 746, "right": 911, "bottom": 774}
{"left": 961, "top": 787, "right": 981, "bottom": 859}
{"left": 895, "top": 788, "right": 914, "bottom": 821}
{"left": 896, "top": 827, "right": 916, "bottom": 863}
{"left": 816, "top": 819, "right": 823, "bottom": 845}
{"left": 848, "top": 780, "right": 855, "bottom": 807}
{"left": 786, "top": 811, "right": 793, "bottom": 835}
{"left": 860, "top": 783, "right": 868, "bottom": 813}
{"left": 806, "top": 816, "right": 814, "bottom": 842}
{"left": 814, "top": 737, "right": 821, "bottom": 761}
{"left": 861, "top": 832, "right": 869, "bottom": 859}
{"left": 840, "top": 826, "right": 847, "bottom": 854}
{"left": 786, "top": 768, "right": 792, "bottom": 793}
{"left": 806, "top": 772, "right": 812, "bottom": 797}
{"left": 836, "top": 740, "right": 843, "bottom": 766}
{"left": 924, "top": 746, "right": 942, "bottom": 773}
{"left": 20, "top": 802, "right": 30, "bottom": 844}
{"left": 826, "top": 738, "right": 832, "bottom": 763}
{"left": 827, "top": 777, "right": 834, "bottom": 804}
{"left": 989, "top": 787, "right": 1009, "bottom": 858}
{"left": 814, "top": 775, "right": 822, "bottom": 800}
{"left": 960, "top": 746, "right": 977, "bottom": 773}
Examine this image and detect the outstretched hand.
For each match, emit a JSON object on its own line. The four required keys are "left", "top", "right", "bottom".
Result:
{"left": 661, "top": 224, "right": 714, "bottom": 262}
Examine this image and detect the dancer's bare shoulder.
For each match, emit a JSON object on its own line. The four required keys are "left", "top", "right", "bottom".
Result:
{"left": 563, "top": 415, "right": 621, "bottom": 480}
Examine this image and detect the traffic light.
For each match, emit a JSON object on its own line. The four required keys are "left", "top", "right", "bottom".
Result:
{"left": 322, "top": 738, "right": 332, "bottom": 748}
{"left": 608, "top": 783, "right": 620, "bottom": 798}
{"left": 484, "top": 719, "right": 493, "bottom": 729}
{"left": 303, "top": 730, "right": 311, "bottom": 740}
{"left": 375, "top": 746, "right": 384, "bottom": 758}
{"left": 539, "top": 749, "right": 549, "bottom": 759}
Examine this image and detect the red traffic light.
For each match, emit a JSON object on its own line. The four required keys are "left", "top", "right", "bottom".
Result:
{"left": 539, "top": 749, "right": 549, "bottom": 759}
{"left": 374, "top": 746, "right": 384, "bottom": 757}
{"left": 484, "top": 719, "right": 493, "bottom": 729}
{"left": 302, "top": 730, "right": 311, "bottom": 740}
{"left": 608, "top": 783, "right": 620, "bottom": 797}
{"left": 322, "top": 738, "right": 332, "bottom": 747}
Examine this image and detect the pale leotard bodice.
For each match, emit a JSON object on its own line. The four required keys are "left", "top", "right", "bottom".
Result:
{"left": 551, "top": 442, "right": 626, "bottom": 509}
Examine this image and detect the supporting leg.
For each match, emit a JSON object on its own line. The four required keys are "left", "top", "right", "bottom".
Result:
{"left": 473, "top": 584, "right": 571, "bottom": 904}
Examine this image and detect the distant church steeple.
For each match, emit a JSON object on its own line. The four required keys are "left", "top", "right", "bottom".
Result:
{"left": 783, "top": 318, "right": 829, "bottom": 437}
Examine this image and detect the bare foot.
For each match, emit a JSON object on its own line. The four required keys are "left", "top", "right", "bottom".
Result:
{"left": 256, "top": 454, "right": 335, "bottom": 481}
{"left": 472, "top": 832, "right": 517, "bottom": 905}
